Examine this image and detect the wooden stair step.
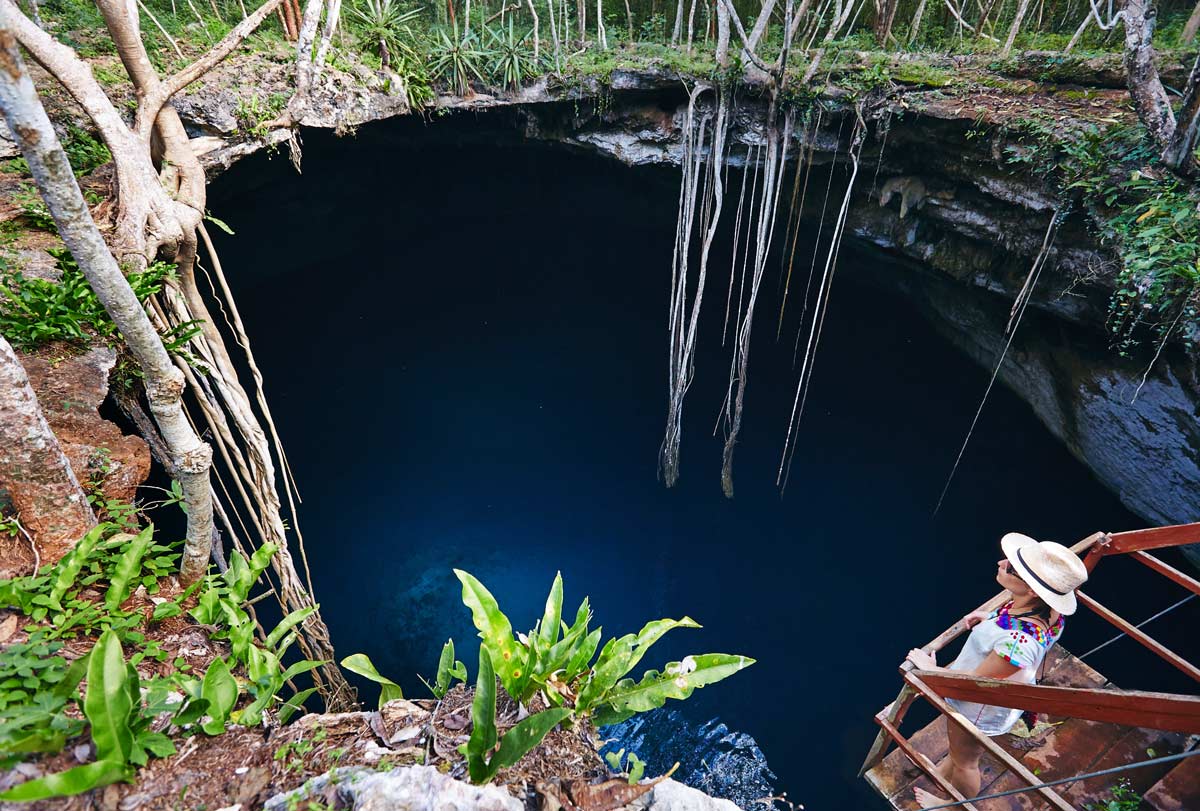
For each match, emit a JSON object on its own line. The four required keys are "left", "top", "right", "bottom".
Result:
{"left": 1063, "top": 727, "right": 1190, "bottom": 808}
{"left": 1143, "top": 747, "right": 1200, "bottom": 811}
{"left": 1019, "top": 718, "right": 1127, "bottom": 781}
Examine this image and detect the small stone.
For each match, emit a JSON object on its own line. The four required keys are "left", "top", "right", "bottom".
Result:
{"left": 73, "top": 742, "right": 92, "bottom": 762}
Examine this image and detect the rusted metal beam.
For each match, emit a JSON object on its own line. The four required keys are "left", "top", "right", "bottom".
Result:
{"left": 913, "top": 671, "right": 1200, "bottom": 734}
{"left": 1133, "top": 551, "right": 1200, "bottom": 597}
{"left": 1106, "top": 522, "right": 1200, "bottom": 555}
{"left": 859, "top": 684, "right": 917, "bottom": 776}
{"left": 1077, "top": 591, "right": 1200, "bottom": 683}
{"left": 874, "top": 715, "right": 980, "bottom": 811}
{"left": 906, "top": 673, "right": 1077, "bottom": 811}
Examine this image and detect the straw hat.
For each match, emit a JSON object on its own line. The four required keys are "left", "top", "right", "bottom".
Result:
{"left": 1001, "top": 533, "right": 1089, "bottom": 615}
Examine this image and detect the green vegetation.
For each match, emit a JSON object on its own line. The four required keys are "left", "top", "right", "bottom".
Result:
{"left": 0, "top": 251, "right": 172, "bottom": 349}
{"left": 604, "top": 747, "right": 646, "bottom": 783}
{"left": 1006, "top": 120, "right": 1200, "bottom": 351}
{"left": 340, "top": 570, "right": 752, "bottom": 784}
{"left": 1084, "top": 779, "right": 1142, "bottom": 811}
{"left": 0, "top": 521, "right": 323, "bottom": 800}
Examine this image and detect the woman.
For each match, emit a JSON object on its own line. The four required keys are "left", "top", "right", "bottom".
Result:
{"left": 904, "top": 532, "right": 1089, "bottom": 809}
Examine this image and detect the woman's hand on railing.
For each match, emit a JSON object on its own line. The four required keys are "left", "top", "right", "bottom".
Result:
{"left": 906, "top": 648, "right": 937, "bottom": 670}
{"left": 963, "top": 610, "right": 989, "bottom": 629}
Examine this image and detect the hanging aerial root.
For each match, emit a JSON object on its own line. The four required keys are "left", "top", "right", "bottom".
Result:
{"left": 660, "top": 84, "right": 732, "bottom": 488}
{"left": 931, "top": 210, "right": 1061, "bottom": 517}
{"left": 778, "top": 109, "right": 868, "bottom": 492}
{"left": 719, "top": 106, "right": 795, "bottom": 498}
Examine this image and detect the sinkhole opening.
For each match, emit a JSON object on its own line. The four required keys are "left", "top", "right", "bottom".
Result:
{"left": 203, "top": 110, "right": 1185, "bottom": 808}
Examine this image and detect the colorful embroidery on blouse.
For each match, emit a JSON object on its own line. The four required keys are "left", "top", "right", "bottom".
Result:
{"left": 988, "top": 601, "right": 1064, "bottom": 667}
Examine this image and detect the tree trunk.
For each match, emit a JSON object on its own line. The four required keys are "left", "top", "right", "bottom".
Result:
{"left": 1122, "top": 0, "right": 1177, "bottom": 149}
{"left": 526, "top": 0, "right": 540, "bottom": 58}
{"left": 0, "top": 27, "right": 215, "bottom": 582}
{"left": 907, "top": 0, "right": 928, "bottom": 42}
{"left": 295, "top": 0, "right": 323, "bottom": 97}
{"left": 596, "top": 0, "right": 607, "bottom": 46}
{"left": 1182, "top": 0, "right": 1200, "bottom": 44}
{"left": 874, "top": 0, "right": 898, "bottom": 43}
{"left": 715, "top": 0, "right": 730, "bottom": 64}
{"left": 1000, "top": 0, "right": 1030, "bottom": 56}
{"left": 0, "top": 336, "right": 96, "bottom": 565}
{"left": 623, "top": 0, "right": 633, "bottom": 41}
{"left": 1163, "top": 54, "right": 1200, "bottom": 171}
{"left": 672, "top": 0, "right": 684, "bottom": 42}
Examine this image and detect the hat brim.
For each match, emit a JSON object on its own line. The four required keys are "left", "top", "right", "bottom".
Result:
{"left": 1002, "top": 532, "right": 1078, "bottom": 616}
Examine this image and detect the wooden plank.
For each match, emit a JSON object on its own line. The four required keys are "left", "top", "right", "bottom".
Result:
{"left": 971, "top": 770, "right": 1051, "bottom": 811}
{"left": 1039, "top": 647, "right": 1109, "bottom": 690}
{"left": 1106, "top": 523, "right": 1200, "bottom": 555}
{"left": 875, "top": 715, "right": 981, "bottom": 811}
{"left": 866, "top": 715, "right": 950, "bottom": 799}
{"left": 1063, "top": 726, "right": 1190, "bottom": 808}
{"left": 1018, "top": 718, "right": 1125, "bottom": 785}
{"left": 1143, "top": 749, "right": 1200, "bottom": 811}
{"left": 1133, "top": 551, "right": 1200, "bottom": 597}
{"left": 906, "top": 673, "right": 1076, "bottom": 811}
{"left": 1077, "top": 591, "right": 1200, "bottom": 683}
{"left": 913, "top": 672, "right": 1200, "bottom": 733}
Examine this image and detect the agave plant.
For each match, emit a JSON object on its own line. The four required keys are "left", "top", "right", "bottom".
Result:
{"left": 429, "top": 25, "right": 488, "bottom": 96}
{"left": 348, "top": 0, "right": 423, "bottom": 70}
{"left": 485, "top": 18, "right": 536, "bottom": 92}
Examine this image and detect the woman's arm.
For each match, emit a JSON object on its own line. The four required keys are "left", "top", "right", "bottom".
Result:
{"left": 905, "top": 648, "right": 1021, "bottom": 679}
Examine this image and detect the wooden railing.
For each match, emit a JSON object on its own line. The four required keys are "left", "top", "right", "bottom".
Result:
{"left": 859, "top": 523, "right": 1200, "bottom": 811}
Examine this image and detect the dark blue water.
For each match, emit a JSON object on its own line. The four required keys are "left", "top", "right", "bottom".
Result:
{"left": 205, "top": 114, "right": 1187, "bottom": 809}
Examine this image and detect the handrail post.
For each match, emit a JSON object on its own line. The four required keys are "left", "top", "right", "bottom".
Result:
{"left": 858, "top": 684, "right": 916, "bottom": 776}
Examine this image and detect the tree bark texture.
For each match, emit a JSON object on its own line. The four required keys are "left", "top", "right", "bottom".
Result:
{"left": 0, "top": 19, "right": 216, "bottom": 583}
{"left": 1163, "top": 53, "right": 1200, "bottom": 171}
{"left": 0, "top": 336, "right": 95, "bottom": 565}
{"left": 1121, "top": 0, "right": 1177, "bottom": 149}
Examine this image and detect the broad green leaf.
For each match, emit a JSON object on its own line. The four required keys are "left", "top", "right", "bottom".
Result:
{"left": 84, "top": 630, "right": 133, "bottom": 763}
{"left": 135, "top": 731, "right": 175, "bottom": 758}
{"left": 481, "top": 707, "right": 570, "bottom": 782}
{"left": 280, "top": 658, "right": 325, "bottom": 684}
{"left": 539, "top": 572, "right": 563, "bottom": 650}
{"left": 593, "top": 654, "right": 755, "bottom": 726}
{"left": 627, "top": 752, "right": 645, "bottom": 784}
{"left": 340, "top": 653, "right": 403, "bottom": 708}
{"left": 576, "top": 617, "right": 699, "bottom": 711}
{"left": 278, "top": 688, "right": 318, "bottom": 724}
{"left": 0, "top": 759, "right": 131, "bottom": 800}
{"left": 49, "top": 525, "right": 106, "bottom": 609}
{"left": 151, "top": 601, "right": 182, "bottom": 621}
{"left": 266, "top": 606, "right": 315, "bottom": 650}
{"left": 222, "top": 551, "right": 252, "bottom": 602}
{"left": 247, "top": 543, "right": 278, "bottom": 583}
{"left": 435, "top": 639, "right": 459, "bottom": 698}
{"left": 53, "top": 651, "right": 90, "bottom": 697}
{"left": 565, "top": 627, "right": 603, "bottom": 679}
{"left": 200, "top": 658, "right": 238, "bottom": 735}
{"left": 104, "top": 526, "right": 154, "bottom": 612}
{"left": 466, "top": 647, "right": 498, "bottom": 784}
{"left": 544, "top": 599, "right": 591, "bottom": 672}
{"left": 454, "top": 570, "right": 522, "bottom": 695}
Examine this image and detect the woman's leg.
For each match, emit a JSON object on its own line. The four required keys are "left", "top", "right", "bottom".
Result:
{"left": 914, "top": 720, "right": 986, "bottom": 808}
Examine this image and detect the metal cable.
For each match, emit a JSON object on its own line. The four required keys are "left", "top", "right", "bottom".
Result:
{"left": 1078, "top": 593, "right": 1197, "bottom": 661}
{"left": 913, "top": 746, "right": 1200, "bottom": 811}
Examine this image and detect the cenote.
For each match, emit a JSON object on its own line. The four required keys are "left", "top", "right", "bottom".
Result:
{"left": 204, "top": 113, "right": 1178, "bottom": 809}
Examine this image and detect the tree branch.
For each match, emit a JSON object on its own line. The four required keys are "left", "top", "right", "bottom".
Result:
{"left": 139, "top": 0, "right": 287, "bottom": 132}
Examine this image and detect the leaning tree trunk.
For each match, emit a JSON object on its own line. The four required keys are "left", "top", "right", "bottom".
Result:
{"left": 715, "top": 0, "right": 730, "bottom": 64}
{"left": 1163, "top": 54, "right": 1200, "bottom": 172}
{"left": 1001, "top": 0, "right": 1031, "bottom": 56}
{"left": 0, "top": 335, "right": 96, "bottom": 566}
{"left": 0, "top": 26, "right": 216, "bottom": 584}
{"left": 1121, "top": 0, "right": 1177, "bottom": 149}
{"left": 1182, "top": 0, "right": 1200, "bottom": 44}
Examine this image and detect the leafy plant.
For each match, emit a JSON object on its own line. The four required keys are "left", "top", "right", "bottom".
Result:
{"left": 604, "top": 748, "right": 646, "bottom": 784}
{"left": 62, "top": 125, "right": 111, "bottom": 176}
{"left": 340, "top": 653, "right": 404, "bottom": 708}
{"left": 0, "top": 250, "right": 172, "bottom": 349}
{"left": 429, "top": 26, "right": 487, "bottom": 95}
{"left": 14, "top": 184, "right": 56, "bottom": 231}
{"left": 0, "top": 630, "right": 175, "bottom": 801}
{"left": 426, "top": 637, "right": 467, "bottom": 698}
{"left": 1084, "top": 779, "right": 1141, "bottom": 811}
{"left": 485, "top": 20, "right": 536, "bottom": 91}
{"left": 454, "top": 570, "right": 753, "bottom": 724}
{"left": 461, "top": 647, "right": 570, "bottom": 784}
{"left": 348, "top": 0, "right": 423, "bottom": 70}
